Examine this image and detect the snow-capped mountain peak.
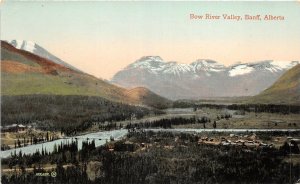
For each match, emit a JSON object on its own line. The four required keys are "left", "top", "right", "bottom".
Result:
{"left": 8, "top": 40, "right": 37, "bottom": 52}
{"left": 228, "top": 60, "right": 299, "bottom": 77}
{"left": 163, "top": 62, "right": 193, "bottom": 76}
{"left": 5, "top": 39, "right": 81, "bottom": 72}
{"left": 129, "top": 57, "right": 225, "bottom": 76}
{"left": 126, "top": 56, "right": 300, "bottom": 78}
{"left": 129, "top": 56, "right": 165, "bottom": 71}
{"left": 191, "top": 59, "right": 226, "bottom": 74}
{"left": 135, "top": 56, "right": 164, "bottom": 63}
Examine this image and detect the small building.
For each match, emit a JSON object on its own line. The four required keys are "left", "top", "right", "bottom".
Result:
{"left": 18, "top": 124, "right": 26, "bottom": 131}
{"left": 1, "top": 124, "right": 27, "bottom": 132}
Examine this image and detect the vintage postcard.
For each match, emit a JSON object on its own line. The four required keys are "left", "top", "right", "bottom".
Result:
{"left": 1, "top": 1, "right": 300, "bottom": 184}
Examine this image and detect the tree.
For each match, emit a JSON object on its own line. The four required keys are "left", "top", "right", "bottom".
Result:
{"left": 280, "top": 142, "right": 291, "bottom": 155}
{"left": 18, "top": 150, "right": 22, "bottom": 158}
{"left": 291, "top": 141, "right": 300, "bottom": 154}
{"left": 53, "top": 143, "right": 58, "bottom": 154}
{"left": 17, "top": 139, "right": 21, "bottom": 148}
{"left": 213, "top": 121, "right": 217, "bottom": 129}
{"left": 46, "top": 132, "right": 49, "bottom": 141}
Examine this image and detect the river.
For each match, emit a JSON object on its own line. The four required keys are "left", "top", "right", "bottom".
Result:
{"left": 1, "top": 129, "right": 128, "bottom": 158}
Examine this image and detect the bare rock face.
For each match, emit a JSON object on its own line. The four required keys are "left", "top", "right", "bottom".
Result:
{"left": 86, "top": 161, "right": 104, "bottom": 181}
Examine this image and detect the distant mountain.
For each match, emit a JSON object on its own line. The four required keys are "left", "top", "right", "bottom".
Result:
{"left": 1, "top": 41, "right": 171, "bottom": 108}
{"left": 111, "top": 56, "right": 299, "bottom": 100}
{"left": 5, "top": 40, "right": 81, "bottom": 72}
{"left": 251, "top": 64, "right": 300, "bottom": 105}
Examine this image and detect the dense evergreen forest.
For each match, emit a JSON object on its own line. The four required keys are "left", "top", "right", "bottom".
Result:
{"left": 2, "top": 131, "right": 299, "bottom": 184}
{"left": 125, "top": 115, "right": 231, "bottom": 129}
{"left": 1, "top": 95, "right": 163, "bottom": 135}
{"left": 173, "top": 101, "right": 300, "bottom": 114}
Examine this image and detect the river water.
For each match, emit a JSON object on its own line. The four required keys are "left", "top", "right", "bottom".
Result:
{"left": 1, "top": 129, "right": 128, "bottom": 158}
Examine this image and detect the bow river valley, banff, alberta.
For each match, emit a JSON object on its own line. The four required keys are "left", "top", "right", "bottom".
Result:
{"left": 1, "top": 1, "right": 300, "bottom": 184}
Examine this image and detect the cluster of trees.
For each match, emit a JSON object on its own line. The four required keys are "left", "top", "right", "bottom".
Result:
{"left": 228, "top": 104, "right": 300, "bottom": 114}
{"left": 80, "top": 139, "right": 96, "bottom": 162}
{"left": 280, "top": 141, "right": 300, "bottom": 155}
{"left": 126, "top": 115, "right": 232, "bottom": 129}
{"left": 97, "top": 122, "right": 120, "bottom": 131}
{"left": 1, "top": 132, "right": 60, "bottom": 151}
{"left": 98, "top": 131, "right": 300, "bottom": 184}
{"left": 15, "top": 132, "right": 58, "bottom": 148}
{"left": 5, "top": 148, "right": 50, "bottom": 170}
{"left": 1, "top": 95, "right": 163, "bottom": 135}
{"left": 288, "top": 123, "right": 298, "bottom": 127}
{"left": 173, "top": 101, "right": 300, "bottom": 114}
{"left": 2, "top": 131, "right": 300, "bottom": 184}
{"left": 1, "top": 165, "right": 90, "bottom": 184}
{"left": 125, "top": 117, "right": 212, "bottom": 129}
{"left": 3, "top": 138, "right": 97, "bottom": 170}
{"left": 216, "top": 114, "right": 232, "bottom": 120}
{"left": 1, "top": 144, "right": 10, "bottom": 151}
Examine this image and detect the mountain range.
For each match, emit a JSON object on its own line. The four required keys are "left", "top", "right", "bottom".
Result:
{"left": 1, "top": 40, "right": 171, "bottom": 109}
{"left": 2, "top": 40, "right": 299, "bottom": 105}
{"left": 112, "top": 56, "right": 299, "bottom": 100}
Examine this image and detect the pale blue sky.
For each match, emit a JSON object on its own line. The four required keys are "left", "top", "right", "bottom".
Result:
{"left": 1, "top": 1, "right": 300, "bottom": 79}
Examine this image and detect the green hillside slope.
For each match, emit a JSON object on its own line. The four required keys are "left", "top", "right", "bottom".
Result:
{"left": 1, "top": 41, "right": 171, "bottom": 108}
{"left": 251, "top": 64, "right": 300, "bottom": 104}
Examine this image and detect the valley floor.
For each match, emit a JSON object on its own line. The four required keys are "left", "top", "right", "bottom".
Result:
{"left": 2, "top": 106, "right": 300, "bottom": 183}
{"left": 101, "top": 107, "right": 300, "bottom": 130}
{"left": 1, "top": 130, "right": 300, "bottom": 184}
